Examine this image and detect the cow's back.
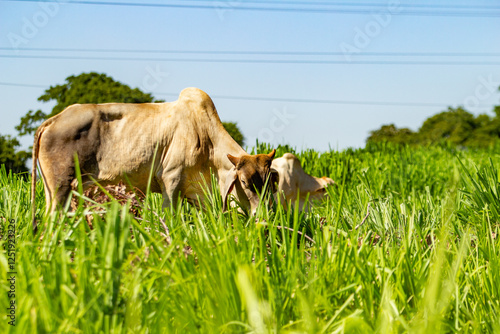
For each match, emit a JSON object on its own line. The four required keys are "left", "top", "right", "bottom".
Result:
{"left": 94, "top": 102, "right": 174, "bottom": 179}
{"left": 42, "top": 88, "right": 221, "bottom": 170}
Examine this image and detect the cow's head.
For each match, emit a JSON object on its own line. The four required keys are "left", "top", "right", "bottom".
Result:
{"left": 223, "top": 149, "right": 278, "bottom": 214}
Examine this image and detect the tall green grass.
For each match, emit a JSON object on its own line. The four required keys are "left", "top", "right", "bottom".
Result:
{"left": 1, "top": 144, "right": 499, "bottom": 333}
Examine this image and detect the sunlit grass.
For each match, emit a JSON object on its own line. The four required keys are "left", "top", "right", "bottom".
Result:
{"left": 1, "top": 144, "right": 500, "bottom": 333}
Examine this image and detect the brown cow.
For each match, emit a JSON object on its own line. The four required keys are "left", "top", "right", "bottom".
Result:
{"left": 31, "top": 87, "right": 277, "bottom": 230}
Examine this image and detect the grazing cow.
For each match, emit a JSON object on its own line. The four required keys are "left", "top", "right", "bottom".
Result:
{"left": 271, "top": 153, "right": 334, "bottom": 211}
{"left": 31, "top": 87, "right": 277, "bottom": 230}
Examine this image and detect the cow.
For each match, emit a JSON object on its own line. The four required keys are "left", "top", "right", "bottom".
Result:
{"left": 271, "top": 153, "right": 334, "bottom": 211}
{"left": 31, "top": 87, "right": 278, "bottom": 231}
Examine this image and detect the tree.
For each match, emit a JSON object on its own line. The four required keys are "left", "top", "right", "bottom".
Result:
{"left": 0, "top": 134, "right": 29, "bottom": 174}
{"left": 366, "top": 124, "right": 416, "bottom": 145}
{"left": 222, "top": 122, "right": 245, "bottom": 146}
{"left": 472, "top": 106, "right": 500, "bottom": 142}
{"left": 16, "top": 72, "right": 162, "bottom": 136}
{"left": 417, "top": 107, "right": 479, "bottom": 146}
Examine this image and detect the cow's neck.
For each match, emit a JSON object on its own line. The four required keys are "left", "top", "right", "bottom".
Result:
{"left": 212, "top": 132, "right": 247, "bottom": 172}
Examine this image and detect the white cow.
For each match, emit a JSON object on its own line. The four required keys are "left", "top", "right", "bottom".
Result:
{"left": 272, "top": 153, "right": 334, "bottom": 210}
{"left": 31, "top": 87, "right": 277, "bottom": 230}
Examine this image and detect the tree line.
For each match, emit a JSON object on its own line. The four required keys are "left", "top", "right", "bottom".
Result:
{"left": 367, "top": 102, "right": 500, "bottom": 148}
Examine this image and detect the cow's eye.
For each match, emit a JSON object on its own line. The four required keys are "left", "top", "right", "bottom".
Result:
{"left": 241, "top": 180, "right": 247, "bottom": 187}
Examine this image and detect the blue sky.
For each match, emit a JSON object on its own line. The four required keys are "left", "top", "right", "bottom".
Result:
{"left": 1, "top": 0, "right": 500, "bottom": 152}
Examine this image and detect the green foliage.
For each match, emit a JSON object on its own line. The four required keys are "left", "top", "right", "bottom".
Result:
{"left": 0, "top": 134, "right": 29, "bottom": 174}
{"left": 418, "top": 106, "right": 480, "bottom": 146}
{"left": 2, "top": 144, "right": 500, "bottom": 332}
{"left": 15, "top": 109, "right": 47, "bottom": 137}
{"left": 16, "top": 72, "right": 163, "bottom": 137}
{"left": 222, "top": 121, "right": 245, "bottom": 146}
{"left": 367, "top": 103, "right": 500, "bottom": 148}
{"left": 366, "top": 123, "right": 416, "bottom": 145}
{"left": 250, "top": 140, "right": 296, "bottom": 156}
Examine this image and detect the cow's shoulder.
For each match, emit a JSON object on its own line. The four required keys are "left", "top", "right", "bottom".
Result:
{"left": 281, "top": 153, "right": 304, "bottom": 170}
{"left": 179, "top": 87, "right": 210, "bottom": 100}
{"left": 178, "top": 87, "right": 217, "bottom": 117}
{"left": 281, "top": 153, "right": 298, "bottom": 161}
{"left": 271, "top": 154, "right": 296, "bottom": 179}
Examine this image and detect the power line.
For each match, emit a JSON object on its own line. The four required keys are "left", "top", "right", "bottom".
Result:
{"left": 3, "top": 0, "right": 500, "bottom": 17}
{"left": 1, "top": 54, "right": 500, "bottom": 65}
{"left": 0, "top": 81, "right": 492, "bottom": 109}
{"left": 187, "top": 0, "right": 500, "bottom": 11}
{"left": 0, "top": 82, "right": 47, "bottom": 88}
{"left": 6, "top": 0, "right": 500, "bottom": 10}
{"left": 2, "top": 47, "right": 500, "bottom": 58}
{"left": 160, "top": 93, "right": 451, "bottom": 107}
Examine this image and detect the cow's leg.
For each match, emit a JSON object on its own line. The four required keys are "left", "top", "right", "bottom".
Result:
{"left": 39, "top": 155, "right": 98, "bottom": 217}
{"left": 37, "top": 107, "right": 98, "bottom": 220}
{"left": 38, "top": 155, "right": 74, "bottom": 217}
{"left": 160, "top": 168, "right": 184, "bottom": 210}
{"left": 50, "top": 174, "right": 76, "bottom": 215}
{"left": 54, "top": 182, "right": 73, "bottom": 211}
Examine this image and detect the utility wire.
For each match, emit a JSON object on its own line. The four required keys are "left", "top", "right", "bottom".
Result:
{"left": 0, "top": 82, "right": 47, "bottom": 88}
{"left": 2, "top": 47, "right": 500, "bottom": 57}
{"left": 186, "top": 0, "right": 500, "bottom": 10}
{"left": 6, "top": 0, "right": 500, "bottom": 10}
{"left": 1, "top": 54, "right": 499, "bottom": 65}
{"left": 158, "top": 92, "right": 451, "bottom": 107}
{"left": 0, "top": 81, "right": 491, "bottom": 108}
{"left": 3, "top": 0, "right": 500, "bottom": 17}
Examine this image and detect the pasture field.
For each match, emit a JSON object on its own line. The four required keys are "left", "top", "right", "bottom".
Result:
{"left": 1, "top": 143, "right": 500, "bottom": 333}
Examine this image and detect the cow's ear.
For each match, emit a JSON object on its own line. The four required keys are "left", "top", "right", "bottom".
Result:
{"left": 268, "top": 149, "right": 276, "bottom": 159}
{"left": 222, "top": 169, "right": 238, "bottom": 211}
{"left": 312, "top": 182, "right": 334, "bottom": 195}
{"left": 227, "top": 154, "right": 240, "bottom": 167}
{"left": 315, "top": 177, "right": 335, "bottom": 193}
{"left": 314, "top": 186, "right": 327, "bottom": 194}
